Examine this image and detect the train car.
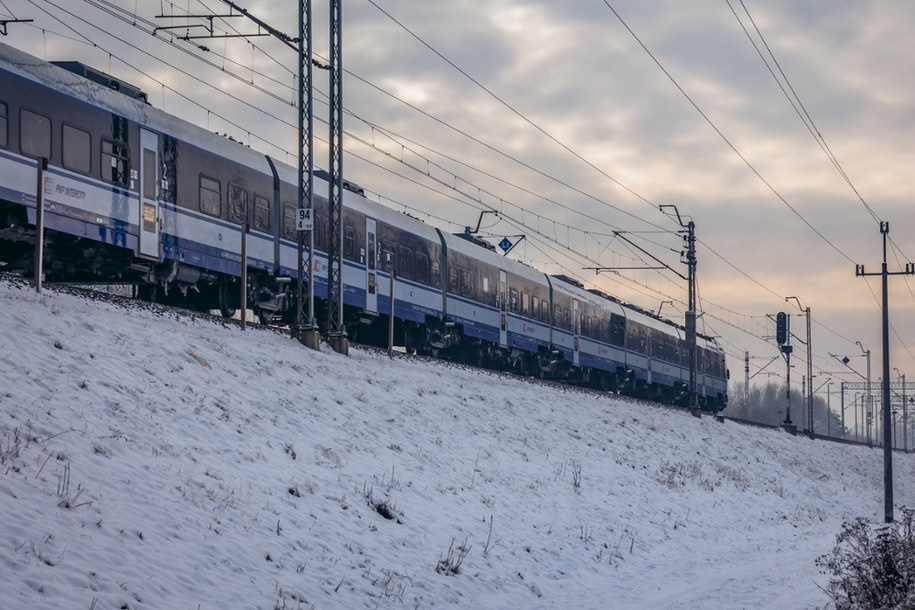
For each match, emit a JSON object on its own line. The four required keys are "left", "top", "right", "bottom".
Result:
{"left": 0, "top": 40, "right": 282, "bottom": 311}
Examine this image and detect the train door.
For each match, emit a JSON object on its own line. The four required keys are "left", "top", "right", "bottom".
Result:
{"left": 138, "top": 129, "right": 160, "bottom": 260}
{"left": 572, "top": 298, "right": 580, "bottom": 366}
{"left": 365, "top": 217, "right": 378, "bottom": 314}
{"left": 499, "top": 270, "right": 507, "bottom": 347}
{"left": 646, "top": 329, "right": 653, "bottom": 385}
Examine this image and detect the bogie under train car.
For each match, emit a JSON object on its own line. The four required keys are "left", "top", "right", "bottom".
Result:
{"left": 0, "top": 41, "right": 727, "bottom": 410}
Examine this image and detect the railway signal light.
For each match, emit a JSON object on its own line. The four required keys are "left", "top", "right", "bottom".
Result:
{"left": 776, "top": 311, "right": 788, "bottom": 345}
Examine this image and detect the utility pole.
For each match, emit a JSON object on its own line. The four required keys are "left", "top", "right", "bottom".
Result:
{"left": 775, "top": 311, "right": 793, "bottom": 428}
{"left": 855, "top": 221, "right": 915, "bottom": 523}
{"left": 744, "top": 351, "right": 750, "bottom": 410}
{"left": 685, "top": 217, "right": 698, "bottom": 417}
{"left": 905, "top": 376, "right": 909, "bottom": 452}
{"left": 786, "top": 297, "right": 813, "bottom": 437}
{"left": 857, "top": 341, "right": 872, "bottom": 446}
{"left": 159, "top": 2, "right": 323, "bottom": 348}
{"left": 898, "top": 371, "right": 908, "bottom": 452}
{"left": 840, "top": 381, "right": 845, "bottom": 439}
{"left": 660, "top": 205, "right": 699, "bottom": 418}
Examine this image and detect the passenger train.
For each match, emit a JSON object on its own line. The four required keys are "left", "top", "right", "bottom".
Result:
{"left": 0, "top": 41, "right": 727, "bottom": 410}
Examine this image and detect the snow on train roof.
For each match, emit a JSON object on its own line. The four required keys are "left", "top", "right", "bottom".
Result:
{"left": 0, "top": 41, "right": 271, "bottom": 174}
{"left": 443, "top": 231, "right": 550, "bottom": 284}
{"left": 626, "top": 305, "right": 684, "bottom": 338}
{"left": 548, "top": 275, "right": 684, "bottom": 336}
{"left": 550, "top": 277, "right": 627, "bottom": 315}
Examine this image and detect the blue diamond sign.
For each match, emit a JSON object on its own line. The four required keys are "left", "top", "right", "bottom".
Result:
{"left": 499, "top": 237, "right": 513, "bottom": 253}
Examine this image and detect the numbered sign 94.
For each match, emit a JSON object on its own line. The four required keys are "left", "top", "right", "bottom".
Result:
{"left": 297, "top": 208, "right": 313, "bottom": 231}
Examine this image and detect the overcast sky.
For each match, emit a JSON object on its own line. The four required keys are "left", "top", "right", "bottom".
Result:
{"left": 3, "top": 0, "right": 914, "bottom": 393}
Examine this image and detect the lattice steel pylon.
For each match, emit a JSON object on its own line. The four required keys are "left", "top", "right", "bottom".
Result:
{"left": 294, "top": 0, "right": 321, "bottom": 349}
{"left": 325, "top": 0, "right": 347, "bottom": 353}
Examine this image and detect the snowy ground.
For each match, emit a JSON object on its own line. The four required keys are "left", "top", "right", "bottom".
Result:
{"left": 1, "top": 277, "right": 912, "bottom": 609}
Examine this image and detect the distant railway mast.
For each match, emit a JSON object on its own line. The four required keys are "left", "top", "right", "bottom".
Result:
{"left": 660, "top": 205, "right": 699, "bottom": 418}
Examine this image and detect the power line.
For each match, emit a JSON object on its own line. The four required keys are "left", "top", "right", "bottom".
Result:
{"left": 82, "top": 0, "right": 832, "bottom": 345}
{"left": 727, "top": 0, "right": 882, "bottom": 226}
{"left": 600, "top": 0, "right": 857, "bottom": 265}
{"left": 364, "top": 0, "right": 668, "bottom": 222}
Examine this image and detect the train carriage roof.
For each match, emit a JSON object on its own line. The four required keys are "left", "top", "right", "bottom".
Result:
{"left": 439, "top": 230, "right": 551, "bottom": 287}
{"left": 0, "top": 41, "right": 272, "bottom": 175}
{"left": 550, "top": 276, "right": 628, "bottom": 316}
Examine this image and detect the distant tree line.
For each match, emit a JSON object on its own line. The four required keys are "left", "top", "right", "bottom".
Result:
{"left": 724, "top": 382, "right": 846, "bottom": 437}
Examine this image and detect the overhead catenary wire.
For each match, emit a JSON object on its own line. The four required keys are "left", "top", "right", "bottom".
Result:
{"left": 363, "top": 0, "right": 665, "bottom": 220}
{"left": 727, "top": 0, "right": 882, "bottom": 227}
{"left": 0, "top": 6, "right": 756, "bottom": 350}
{"left": 728, "top": 0, "right": 915, "bottom": 339}
{"left": 600, "top": 0, "right": 857, "bottom": 266}
{"left": 75, "top": 0, "right": 834, "bottom": 344}
{"left": 70, "top": 3, "right": 827, "bottom": 354}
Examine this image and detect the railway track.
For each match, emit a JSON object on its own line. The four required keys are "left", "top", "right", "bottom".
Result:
{"left": 2, "top": 271, "right": 674, "bottom": 413}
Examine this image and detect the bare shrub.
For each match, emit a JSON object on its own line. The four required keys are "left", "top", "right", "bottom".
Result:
{"left": 436, "top": 537, "right": 470, "bottom": 576}
{"left": 373, "top": 569, "right": 412, "bottom": 601}
{"left": 362, "top": 482, "right": 403, "bottom": 524}
{"left": 571, "top": 460, "right": 582, "bottom": 495}
{"left": 57, "top": 463, "right": 92, "bottom": 510}
{"left": 816, "top": 508, "right": 915, "bottom": 609}
{"left": 1, "top": 425, "right": 22, "bottom": 463}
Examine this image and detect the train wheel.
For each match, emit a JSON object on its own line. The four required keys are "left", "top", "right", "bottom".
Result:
{"left": 218, "top": 277, "right": 237, "bottom": 319}
{"left": 256, "top": 308, "right": 273, "bottom": 325}
{"left": 403, "top": 326, "right": 417, "bottom": 355}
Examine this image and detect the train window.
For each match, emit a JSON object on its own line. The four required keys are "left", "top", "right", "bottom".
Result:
{"left": 0, "top": 101, "right": 7, "bottom": 147}
{"left": 509, "top": 288, "right": 519, "bottom": 312}
{"left": 313, "top": 212, "right": 324, "bottom": 251}
{"left": 254, "top": 194, "right": 270, "bottom": 232}
{"left": 199, "top": 175, "right": 221, "bottom": 217}
{"left": 101, "top": 139, "right": 130, "bottom": 186}
{"left": 520, "top": 293, "right": 529, "bottom": 315}
{"left": 431, "top": 258, "right": 441, "bottom": 286}
{"left": 62, "top": 124, "right": 91, "bottom": 174}
{"left": 344, "top": 225, "right": 355, "bottom": 259}
{"left": 228, "top": 184, "right": 248, "bottom": 224}
{"left": 460, "top": 269, "right": 472, "bottom": 296}
{"left": 381, "top": 245, "right": 396, "bottom": 273}
{"left": 21, "top": 108, "right": 51, "bottom": 160}
{"left": 282, "top": 203, "right": 296, "bottom": 239}
{"left": 143, "top": 149, "right": 156, "bottom": 198}
{"left": 532, "top": 296, "right": 540, "bottom": 319}
{"left": 415, "top": 252, "right": 429, "bottom": 284}
{"left": 627, "top": 322, "right": 647, "bottom": 354}
{"left": 398, "top": 246, "right": 412, "bottom": 278}
{"left": 161, "top": 136, "right": 177, "bottom": 203}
